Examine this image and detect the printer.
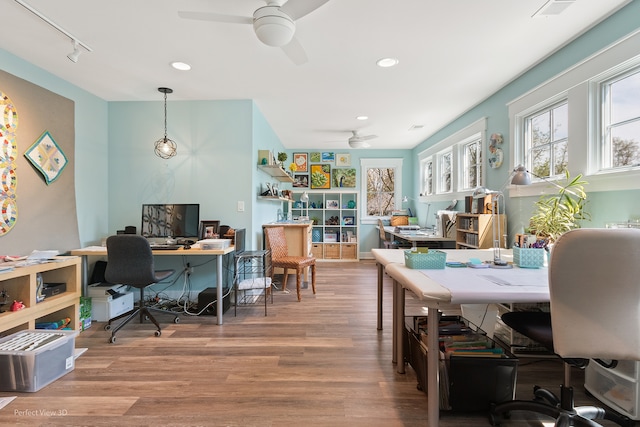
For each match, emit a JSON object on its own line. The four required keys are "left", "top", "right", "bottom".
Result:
{"left": 87, "top": 283, "right": 134, "bottom": 322}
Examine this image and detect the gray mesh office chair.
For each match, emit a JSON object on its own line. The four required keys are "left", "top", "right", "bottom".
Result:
{"left": 491, "top": 228, "right": 640, "bottom": 427}
{"left": 104, "top": 235, "right": 178, "bottom": 343}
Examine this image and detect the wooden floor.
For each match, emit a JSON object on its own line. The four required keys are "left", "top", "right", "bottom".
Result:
{"left": 0, "top": 260, "right": 631, "bottom": 426}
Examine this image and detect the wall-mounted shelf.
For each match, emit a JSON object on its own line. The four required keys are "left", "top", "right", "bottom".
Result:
{"left": 258, "top": 165, "right": 294, "bottom": 183}
{"left": 259, "top": 196, "right": 293, "bottom": 203}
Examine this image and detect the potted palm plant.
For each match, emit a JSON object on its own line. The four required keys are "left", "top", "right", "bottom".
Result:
{"left": 527, "top": 170, "right": 590, "bottom": 247}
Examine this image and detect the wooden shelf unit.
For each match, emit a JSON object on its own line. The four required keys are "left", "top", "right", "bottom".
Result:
{"left": 0, "top": 257, "right": 81, "bottom": 336}
{"left": 455, "top": 213, "right": 506, "bottom": 249}
{"left": 291, "top": 190, "right": 358, "bottom": 261}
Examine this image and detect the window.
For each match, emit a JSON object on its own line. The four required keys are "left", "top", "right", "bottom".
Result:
{"left": 438, "top": 149, "right": 452, "bottom": 193}
{"left": 601, "top": 68, "right": 640, "bottom": 169}
{"left": 524, "top": 101, "right": 568, "bottom": 178}
{"left": 360, "top": 158, "right": 403, "bottom": 221}
{"left": 461, "top": 137, "right": 482, "bottom": 190}
{"left": 421, "top": 157, "right": 433, "bottom": 196}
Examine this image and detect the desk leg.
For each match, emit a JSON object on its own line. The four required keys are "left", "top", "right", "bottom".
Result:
{"left": 427, "top": 304, "right": 440, "bottom": 427}
{"left": 395, "top": 281, "right": 405, "bottom": 374}
{"left": 377, "top": 262, "right": 383, "bottom": 330}
{"left": 216, "top": 255, "right": 224, "bottom": 325}
{"left": 80, "top": 255, "right": 89, "bottom": 296}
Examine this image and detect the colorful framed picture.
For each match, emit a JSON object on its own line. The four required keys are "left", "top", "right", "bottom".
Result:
{"left": 343, "top": 216, "right": 354, "bottom": 225}
{"left": 310, "top": 164, "right": 330, "bottom": 189}
{"left": 321, "top": 152, "right": 335, "bottom": 163}
{"left": 310, "top": 152, "right": 321, "bottom": 162}
{"left": 293, "top": 174, "right": 309, "bottom": 188}
{"left": 293, "top": 153, "right": 308, "bottom": 172}
{"left": 326, "top": 200, "right": 339, "bottom": 209}
{"left": 332, "top": 168, "right": 356, "bottom": 188}
{"left": 335, "top": 153, "right": 351, "bottom": 167}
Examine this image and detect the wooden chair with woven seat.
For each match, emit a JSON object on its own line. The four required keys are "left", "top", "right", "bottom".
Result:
{"left": 264, "top": 226, "right": 316, "bottom": 301}
{"left": 378, "top": 219, "right": 397, "bottom": 249}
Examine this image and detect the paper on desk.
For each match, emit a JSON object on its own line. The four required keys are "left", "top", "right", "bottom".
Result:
{"left": 419, "top": 267, "right": 549, "bottom": 304}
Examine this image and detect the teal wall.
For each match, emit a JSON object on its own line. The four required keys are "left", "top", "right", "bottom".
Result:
{"left": 412, "top": 1, "right": 640, "bottom": 241}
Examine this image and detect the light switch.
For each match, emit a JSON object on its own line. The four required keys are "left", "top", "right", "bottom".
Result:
{"left": 237, "top": 201, "right": 245, "bottom": 212}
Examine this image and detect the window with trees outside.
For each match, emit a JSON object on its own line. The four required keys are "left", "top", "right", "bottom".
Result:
{"left": 438, "top": 149, "right": 452, "bottom": 193}
{"left": 462, "top": 137, "right": 482, "bottom": 190}
{"left": 360, "top": 158, "right": 403, "bottom": 221}
{"left": 601, "top": 67, "right": 640, "bottom": 170}
{"left": 525, "top": 101, "right": 568, "bottom": 178}
{"left": 421, "top": 158, "right": 433, "bottom": 196}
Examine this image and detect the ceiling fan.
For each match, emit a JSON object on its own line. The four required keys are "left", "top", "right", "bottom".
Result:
{"left": 178, "top": 0, "right": 330, "bottom": 65}
{"left": 348, "top": 131, "right": 377, "bottom": 148}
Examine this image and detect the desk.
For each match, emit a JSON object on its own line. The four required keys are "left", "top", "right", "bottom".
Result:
{"left": 371, "top": 248, "right": 495, "bottom": 331}
{"left": 383, "top": 226, "right": 456, "bottom": 248}
{"left": 383, "top": 251, "right": 549, "bottom": 426}
{"left": 70, "top": 246, "right": 235, "bottom": 325}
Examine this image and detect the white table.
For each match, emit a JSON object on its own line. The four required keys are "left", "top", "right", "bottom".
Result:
{"left": 382, "top": 250, "right": 549, "bottom": 426}
{"left": 71, "top": 245, "right": 235, "bottom": 325}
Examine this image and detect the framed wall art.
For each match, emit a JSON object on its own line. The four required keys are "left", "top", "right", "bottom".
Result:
{"left": 310, "top": 164, "right": 330, "bottom": 189}
{"left": 310, "top": 152, "right": 321, "bottom": 162}
{"left": 335, "top": 153, "right": 351, "bottom": 167}
{"left": 293, "top": 174, "right": 309, "bottom": 188}
{"left": 321, "top": 152, "right": 335, "bottom": 163}
{"left": 293, "top": 153, "right": 308, "bottom": 172}
{"left": 332, "top": 168, "right": 356, "bottom": 188}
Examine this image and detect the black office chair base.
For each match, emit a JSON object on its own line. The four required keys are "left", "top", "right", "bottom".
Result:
{"left": 107, "top": 306, "right": 179, "bottom": 343}
{"left": 491, "top": 385, "right": 634, "bottom": 427}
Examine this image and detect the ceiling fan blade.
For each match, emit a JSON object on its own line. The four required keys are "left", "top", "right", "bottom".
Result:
{"left": 360, "top": 134, "right": 378, "bottom": 141}
{"left": 280, "top": 0, "right": 331, "bottom": 20}
{"left": 177, "top": 11, "right": 252, "bottom": 25}
{"left": 280, "top": 36, "right": 308, "bottom": 65}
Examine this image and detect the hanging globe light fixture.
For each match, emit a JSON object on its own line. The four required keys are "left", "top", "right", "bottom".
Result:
{"left": 154, "top": 87, "right": 177, "bottom": 159}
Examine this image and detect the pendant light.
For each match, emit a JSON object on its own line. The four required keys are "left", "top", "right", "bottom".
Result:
{"left": 154, "top": 87, "right": 177, "bottom": 159}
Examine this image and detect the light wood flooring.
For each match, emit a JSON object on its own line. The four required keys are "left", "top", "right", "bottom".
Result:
{"left": 0, "top": 260, "right": 632, "bottom": 426}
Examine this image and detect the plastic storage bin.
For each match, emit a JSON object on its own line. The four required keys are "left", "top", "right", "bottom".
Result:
{"left": 513, "top": 247, "right": 545, "bottom": 268}
{"left": 585, "top": 359, "right": 640, "bottom": 420}
{"left": 0, "top": 329, "right": 78, "bottom": 392}
{"left": 404, "top": 249, "right": 447, "bottom": 269}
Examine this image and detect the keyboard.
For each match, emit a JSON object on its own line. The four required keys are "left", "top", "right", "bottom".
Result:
{"left": 150, "top": 244, "right": 182, "bottom": 250}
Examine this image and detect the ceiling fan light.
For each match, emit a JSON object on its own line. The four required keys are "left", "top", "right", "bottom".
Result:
{"left": 253, "top": 7, "right": 295, "bottom": 47}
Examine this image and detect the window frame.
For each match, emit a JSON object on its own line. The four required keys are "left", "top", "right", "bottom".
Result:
{"left": 418, "top": 117, "right": 487, "bottom": 202}
{"left": 359, "top": 158, "right": 403, "bottom": 224}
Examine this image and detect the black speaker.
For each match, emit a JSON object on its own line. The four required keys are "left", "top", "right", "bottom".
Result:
{"left": 197, "top": 287, "right": 231, "bottom": 315}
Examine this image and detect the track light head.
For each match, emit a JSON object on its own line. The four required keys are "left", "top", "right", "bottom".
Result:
{"left": 67, "top": 40, "right": 80, "bottom": 63}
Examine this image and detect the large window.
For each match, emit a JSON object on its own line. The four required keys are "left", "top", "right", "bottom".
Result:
{"left": 360, "top": 158, "right": 403, "bottom": 221}
{"left": 421, "top": 158, "right": 433, "bottom": 196}
{"left": 601, "top": 68, "right": 640, "bottom": 169}
{"left": 525, "top": 101, "right": 568, "bottom": 178}
{"left": 438, "top": 149, "right": 452, "bottom": 193}
{"left": 461, "top": 137, "right": 482, "bottom": 190}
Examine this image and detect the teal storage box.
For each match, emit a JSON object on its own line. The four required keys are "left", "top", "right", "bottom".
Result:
{"left": 404, "top": 249, "right": 446, "bottom": 269}
{"left": 513, "top": 247, "right": 545, "bottom": 268}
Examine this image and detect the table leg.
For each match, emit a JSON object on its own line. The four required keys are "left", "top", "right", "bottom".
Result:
{"left": 79, "top": 255, "right": 89, "bottom": 296}
{"left": 377, "top": 262, "right": 383, "bottom": 330}
{"left": 395, "top": 281, "right": 405, "bottom": 374}
{"left": 427, "top": 304, "right": 440, "bottom": 426}
{"left": 216, "top": 254, "right": 223, "bottom": 325}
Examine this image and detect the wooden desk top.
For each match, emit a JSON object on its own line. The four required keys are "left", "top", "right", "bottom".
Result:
{"left": 70, "top": 246, "right": 235, "bottom": 256}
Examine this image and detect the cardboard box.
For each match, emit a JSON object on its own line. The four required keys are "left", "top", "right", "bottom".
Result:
{"left": 0, "top": 330, "right": 78, "bottom": 392}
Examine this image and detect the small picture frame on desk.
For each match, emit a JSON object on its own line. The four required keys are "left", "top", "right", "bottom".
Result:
{"left": 199, "top": 220, "right": 220, "bottom": 240}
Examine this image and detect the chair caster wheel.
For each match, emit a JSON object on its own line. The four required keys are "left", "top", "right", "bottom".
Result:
{"left": 154, "top": 330, "right": 161, "bottom": 337}
{"left": 173, "top": 317, "right": 180, "bottom": 324}
{"left": 104, "top": 324, "right": 112, "bottom": 331}
{"left": 109, "top": 336, "right": 116, "bottom": 344}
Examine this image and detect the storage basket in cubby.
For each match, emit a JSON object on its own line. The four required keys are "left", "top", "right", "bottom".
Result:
{"left": 513, "top": 246, "right": 545, "bottom": 268}
{"left": 404, "top": 249, "right": 446, "bottom": 269}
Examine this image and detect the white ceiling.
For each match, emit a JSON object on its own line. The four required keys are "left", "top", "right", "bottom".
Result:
{"left": 1, "top": 0, "right": 631, "bottom": 150}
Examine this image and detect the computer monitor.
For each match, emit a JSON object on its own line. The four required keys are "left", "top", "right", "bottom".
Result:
{"left": 141, "top": 204, "right": 200, "bottom": 239}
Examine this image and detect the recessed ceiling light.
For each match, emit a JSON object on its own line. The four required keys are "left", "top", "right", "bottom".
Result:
{"left": 376, "top": 57, "right": 399, "bottom": 68}
{"left": 171, "top": 61, "right": 191, "bottom": 71}
{"left": 356, "top": 115, "right": 368, "bottom": 121}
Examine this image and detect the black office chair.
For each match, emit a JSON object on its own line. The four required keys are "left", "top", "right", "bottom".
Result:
{"left": 104, "top": 235, "right": 178, "bottom": 343}
{"left": 491, "top": 228, "right": 640, "bottom": 427}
